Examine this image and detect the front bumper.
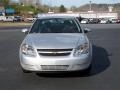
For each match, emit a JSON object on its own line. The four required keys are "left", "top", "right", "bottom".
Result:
{"left": 20, "top": 52, "right": 92, "bottom": 72}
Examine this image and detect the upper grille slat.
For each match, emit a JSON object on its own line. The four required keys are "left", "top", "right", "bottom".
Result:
{"left": 37, "top": 49, "right": 72, "bottom": 56}
{"left": 37, "top": 49, "right": 72, "bottom": 52}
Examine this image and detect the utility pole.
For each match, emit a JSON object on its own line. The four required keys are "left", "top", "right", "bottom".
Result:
{"left": 39, "top": 0, "right": 42, "bottom": 6}
{"left": 48, "top": 0, "right": 53, "bottom": 12}
{"left": 49, "top": 0, "right": 52, "bottom": 12}
{"left": 89, "top": 0, "right": 92, "bottom": 11}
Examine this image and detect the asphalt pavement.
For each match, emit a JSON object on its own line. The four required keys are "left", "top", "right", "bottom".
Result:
{"left": 0, "top": 24, "right": 120, "bottom": 90}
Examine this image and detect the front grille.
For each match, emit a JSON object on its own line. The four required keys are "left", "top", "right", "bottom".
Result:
{"left": 41, "top": 65, "right": 69, "bottom": 70}
{"left": 39, "top": 53, "right": 70, "bottom": 56}
{"left": 37, "top": 49, "right": 72, "bottom": 56}
{"left": 37, "top": 49, "right": 72, "bottom": 52}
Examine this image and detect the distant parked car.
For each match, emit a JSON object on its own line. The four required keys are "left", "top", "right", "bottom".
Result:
{"left": 117, "top": 19, "right": 120, "bottom": 23}
{"left": 24, "top": 17, "right": 36, "bottom": 22}
{"left": 81, "top": 19, "right": 89, "bottom": 24}
{"left": 100, "top": 19, "right": 111, "bottom": 24}
{"left": 13, "top": 16, "right": 22, "bottom": 22}
{"left": 110, "top": 19, "right": 118, "bottom": 24}
{"left": 3, "top": 16, "right": 14, "bottom": 22}
{"left": 0, "top": 16, "right": 6, "bottom": 21}
{"left": 89, "top": 18, "right": 100, "bottom": 24}
{"left": 77, "top": 17, "right": 83, "bottom": 22}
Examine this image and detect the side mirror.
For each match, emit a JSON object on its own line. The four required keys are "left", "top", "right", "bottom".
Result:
{"left": 22, "top": 28, "right": 29, "bottom": 34}
{"left": 84, "top": 28, "right": 91, "bottom": 33}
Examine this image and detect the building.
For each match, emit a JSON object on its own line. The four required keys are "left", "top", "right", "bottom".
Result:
{"left": 66, "top": 10, "right": 118, "bottom": 19}
{"left": 79, "top": 11, "right": 118, "bottom": 19}
{"left": 38, "top": 11, "right": 118, "bottom": 19}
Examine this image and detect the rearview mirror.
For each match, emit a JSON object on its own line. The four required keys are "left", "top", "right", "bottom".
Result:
{"left": 84, "top": 28, "right": 91, "bottom": 33}
{"left": 22, "top": 28, "right": 29, "bottom": 34}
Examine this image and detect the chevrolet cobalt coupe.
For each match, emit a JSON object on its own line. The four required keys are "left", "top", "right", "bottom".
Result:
{"left": 19, "top": 16, "right": 92, "bottom": 73}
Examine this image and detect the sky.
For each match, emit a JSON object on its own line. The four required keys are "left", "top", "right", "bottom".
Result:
{"left": 12, "top": 0, "right": 119, "bottom": 7}
{"left": 42, "top": 0, "right": 119, "bottom": 7}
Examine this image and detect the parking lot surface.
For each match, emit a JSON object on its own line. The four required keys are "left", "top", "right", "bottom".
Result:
{"left": 0, "top": 24, "right": 120, "bottom": 90}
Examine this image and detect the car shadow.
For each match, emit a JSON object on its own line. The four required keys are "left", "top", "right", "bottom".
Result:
{"left": 90, "top": 45, "right": 111, "bottom": 76}
{"left": 36, "top": 45, "right": 111, "bottom": 78}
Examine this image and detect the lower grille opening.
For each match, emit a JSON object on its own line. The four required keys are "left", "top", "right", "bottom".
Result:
{"left": 41, "top": 65, "right": 69, "bottom": 70}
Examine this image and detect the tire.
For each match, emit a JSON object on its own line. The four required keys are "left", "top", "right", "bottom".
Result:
{"left": 22, "top": 68, "right": 31, "bottom": 73}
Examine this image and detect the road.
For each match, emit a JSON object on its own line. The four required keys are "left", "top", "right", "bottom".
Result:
{"left": 0, "top": 24, "right": 120, "bottom": 90}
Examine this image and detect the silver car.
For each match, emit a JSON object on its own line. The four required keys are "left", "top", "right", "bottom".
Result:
{"left": 19, "top": 16, "right": 92, "bottom": 73}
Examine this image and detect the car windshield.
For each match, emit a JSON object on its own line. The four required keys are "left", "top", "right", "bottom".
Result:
{"left": 30, "top": 18, "right": 82, "bottom": 33}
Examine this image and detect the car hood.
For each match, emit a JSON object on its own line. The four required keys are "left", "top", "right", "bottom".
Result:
{"left": 24, "top": 33, "right": 87, "bottom": 49}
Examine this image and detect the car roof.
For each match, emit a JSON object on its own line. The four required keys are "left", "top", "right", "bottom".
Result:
{"left": 37, "top": 14, "right": 76, "bottom": 19}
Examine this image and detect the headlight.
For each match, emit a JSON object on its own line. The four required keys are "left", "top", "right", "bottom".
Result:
{"left": 74, "top": 43, "right": 89, "bottom": 57}
{"left": 21, "top": 44, "right": 36, "bottom": 57}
